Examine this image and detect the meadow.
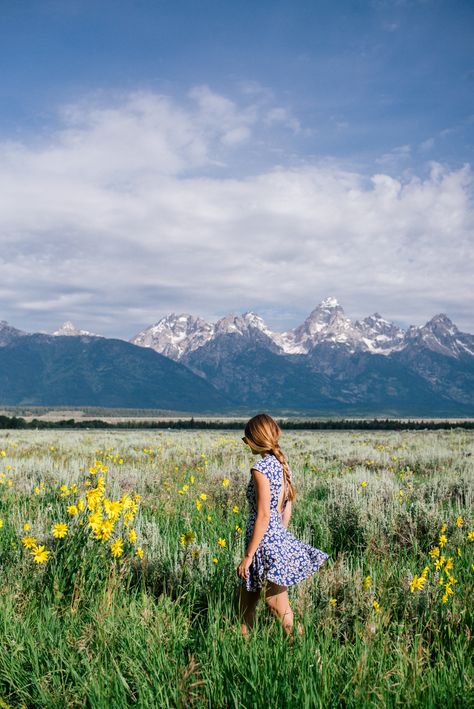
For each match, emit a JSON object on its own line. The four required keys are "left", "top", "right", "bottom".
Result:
{"left": 0, "top": 428, "right": 473, "bottom": 708}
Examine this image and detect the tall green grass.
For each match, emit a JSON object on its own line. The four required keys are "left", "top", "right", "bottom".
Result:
{"left": 0, "top": 429, "right": 473, "bottom": 707}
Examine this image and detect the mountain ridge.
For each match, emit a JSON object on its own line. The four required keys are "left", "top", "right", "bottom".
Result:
{"left": 0, "top": 299, "right": 472, "bottom": 415}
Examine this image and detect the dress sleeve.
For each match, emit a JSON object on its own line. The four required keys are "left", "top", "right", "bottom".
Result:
{"left": 251, "top": 457, "right": 270, "bottom": 479}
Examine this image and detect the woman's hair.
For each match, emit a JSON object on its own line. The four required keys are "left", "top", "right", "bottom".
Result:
{"left": 244, "top": 412, "right": 296, "bottom": 502}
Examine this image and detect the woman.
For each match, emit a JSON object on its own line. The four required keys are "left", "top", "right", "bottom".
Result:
{"left": 236, "top": 412, "right": 329, "bottom": 640}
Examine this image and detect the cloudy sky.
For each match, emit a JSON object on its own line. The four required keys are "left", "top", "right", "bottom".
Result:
{"left": 1, "top": 0, "right": 473, "bottom": 338}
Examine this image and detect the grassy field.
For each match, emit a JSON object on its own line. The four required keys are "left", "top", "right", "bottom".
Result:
{"left": 0, "top": 428, "right": 473, "bottom": 708}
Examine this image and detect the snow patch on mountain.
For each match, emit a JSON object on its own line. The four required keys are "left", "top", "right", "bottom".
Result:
{"left": 53, "top": 321, "right": 101, "bottom": 337}
{"left": 130, "top": 313, "right": 214, "bottom": 360}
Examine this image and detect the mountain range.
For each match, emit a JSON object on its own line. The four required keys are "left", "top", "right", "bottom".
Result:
{"left": 1, "top": 297, "right": 473, "bottom": 415}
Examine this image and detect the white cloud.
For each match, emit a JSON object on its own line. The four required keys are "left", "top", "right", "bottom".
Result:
{"left": 0, "top": 87, "right": 472, "bottom": 336}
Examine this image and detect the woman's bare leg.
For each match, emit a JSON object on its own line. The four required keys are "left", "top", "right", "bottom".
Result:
{"left": 263, "top": 581, "right": 296, "bottom": 638}
{"left": 236, "top": 585, "right": 260, "bottom": 639}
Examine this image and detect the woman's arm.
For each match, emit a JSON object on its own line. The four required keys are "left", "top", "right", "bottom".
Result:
{"left": 281, "top": 499, "right": 292, "bottom": 529}
{"left": 244, "top": 469, "right": 271, "bottom": 558}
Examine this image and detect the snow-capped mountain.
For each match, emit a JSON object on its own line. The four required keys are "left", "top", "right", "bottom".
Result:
{"left": 130, "top": 313, "right": 215, "bottom": 360}
{"left": 129, "top": 297, "right": 412, "bottom": 359}
{"left": 0, "top": 301, "right": 472, "bottom": 414}
{"left": 129, "top": 311, "right": 283, "bottom": 359}
{"left": 404, "top": 314, "right": 474, "bottom": 358}
{"left": 354, "top": 312, "right": 406, "bottom": 354}
{"left": 52, "top": 321, "right": 101, "bottom": 337}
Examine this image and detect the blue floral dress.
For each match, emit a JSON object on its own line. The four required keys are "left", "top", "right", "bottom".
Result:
{"left": 240, "top": 453, "right": 329, "bottom": 592}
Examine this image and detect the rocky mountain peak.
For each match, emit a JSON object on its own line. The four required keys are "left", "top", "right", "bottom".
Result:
{"left": 404, "top": 312, "right": 474, "bottom": 358}
{"left": 129, "top": 312, "right": 214, "bottom": 360}
{"left": 290, "top": 297, "right": 353, "bottom": 348}
{"left": 214, "top": 311, "right": 273, "bottom": 337}
{"left": 53, "top": 321, "right": 99, "bottom": 337}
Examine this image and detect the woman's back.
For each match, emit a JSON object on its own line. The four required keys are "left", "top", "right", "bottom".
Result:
{"left": 247, "top": 453, "right": 289, "bottom": 516}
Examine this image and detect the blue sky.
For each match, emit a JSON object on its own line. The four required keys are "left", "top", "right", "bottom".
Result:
{"left": 0, "top": 0, "right": 473, "bottom": 337}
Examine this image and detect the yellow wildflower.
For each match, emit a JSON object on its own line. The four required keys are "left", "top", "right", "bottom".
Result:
{"left": 120, "top": 494, "right": 133, "bottom": 510}
{"left": 222, "top": 478, "right": 229, "bottom": 487}
{"left": 200, "top": 493, "right": 207, "bottom": 501}
{"left": 136, "top": 547, "right": 144, "bottom": 558}
{"left": 66, "top": 505, "right": 79, "bottom": 516}
{"left": 103, "top": 499, "right": 122, "bottom": 521}
{"left": 128, "top": 528, "right": 137, "bottom": 544}
{"left": 329, "top": 598, "right": 337, "bottom": 607}
{"left": 96, "top": 519, "right": 114, "bottom": 541}
{"left": 456, "top": 516, "right": 463, "bottom": 527}
{"left": 232, "top": 505, "right": 239, "bottom": 513}
{"left": 363, "top": 575, "right": 372, "bottom": 590}
{"left": 212, "top": 557, "right": 219, "bottom": 564}
{"left": 30, "top": 545, "right": 49, "bottom": 564}
{"left": 22, "top": 536, "right": 37, "bottom": 549}
{"left": 195, "top": 499, "right": 202, "bottom": 511}
{"left": 110, "top": 538, "right": 124, "bottom": 557}
{"left": 207, "top": 515, "right": 212, "bottom": 521}
{"left": 52, "top": 523, "right": 68, "bottom": 538}
{"left": 217, "top": 538, "right": 226, "bottom": 548}
{"left": 0, "top": 517, "right": 3, "bottom": 529}
{"left": 372, "top": 599, "right": 381, "bottom": 613}
{"left": 410, "top": 575, "right": 427, "bottom": 592}
{"left": 87, "top": 510, "right": 103, "bottom": 535}
{"left": 429, "top": 546, "right": 440, "bottom": 559}
{"left": 438, "top": 534, "right": 447, "bottom": 548}
{"left": 23, "top": 523, "right": 30, "bottom": 531}
{"left": 360, "top": 481, "right": 367, "bottom": 488}
{"left": 235, "top": 525, "right": 242, "bottom": 534}
{"left": 467, "top": 531, "right": 474, "bottom": 541}
{"left": 441, "top": 585, "right": 453, "bottom": 603}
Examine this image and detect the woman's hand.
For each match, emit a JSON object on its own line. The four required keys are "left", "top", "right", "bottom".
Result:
{"left": 236, "top": 554, "right": 253, "bottom": 581}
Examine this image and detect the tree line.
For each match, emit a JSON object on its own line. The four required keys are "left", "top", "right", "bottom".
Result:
{"left": 0, "top": 414, "right": 472, "bottom": 431}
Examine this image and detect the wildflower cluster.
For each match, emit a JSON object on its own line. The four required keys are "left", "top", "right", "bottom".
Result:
{"left": 19, "top": 459, "right": 145, "bottom": 566}
{"left": 408, "top": 520, "right": 474, "bottom": 604}
{"left": 84, "top": 470, "right": 143, "bottom": 559}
